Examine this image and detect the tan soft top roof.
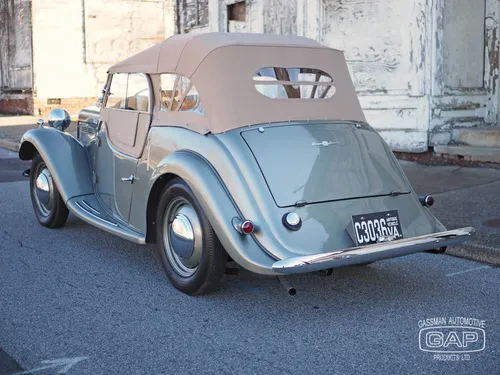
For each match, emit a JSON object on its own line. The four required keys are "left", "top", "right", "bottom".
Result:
{"left": 108, "top": 33, "right": 331, "bottom": 75}
{"left": 108, "top": 33, "right": 366, "bottom": 133}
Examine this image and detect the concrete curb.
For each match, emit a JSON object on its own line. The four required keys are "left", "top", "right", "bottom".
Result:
{"left": 447, "top": 244, "right": 500, "bottom": 267}
{"left": 0, "top": 139, "right": 19, "bottom": 152}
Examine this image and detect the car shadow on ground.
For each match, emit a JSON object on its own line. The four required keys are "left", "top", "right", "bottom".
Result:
{"left": 8, "top": 183, "right": 496, "bottom": 317}
{"left": 61, "top": 212, "right": 453, "bottom": 305}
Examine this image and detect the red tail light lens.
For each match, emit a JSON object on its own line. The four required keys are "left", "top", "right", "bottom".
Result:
{"left": 241, "top": 220, "right": 254, "bottom": 234}
{"left": 419, "top": 195, "right": 434, "bottom": 207}
{"left": 424, "top": 195, "right": 434, "bottom": 207}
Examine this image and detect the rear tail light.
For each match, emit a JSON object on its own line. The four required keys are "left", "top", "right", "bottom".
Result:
{"left": 241, "top": 220, "right": 254, "bottom": 234}
{"left": 419, "top": 195, "right": 434, "bottom": 207}
{"left": 232, "top": 217, "right": 255, "bottom": 234}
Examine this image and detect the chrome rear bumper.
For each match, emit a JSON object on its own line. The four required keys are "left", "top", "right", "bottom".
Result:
{"left": 272, "top": 227, "right": 475, "bottom": 274}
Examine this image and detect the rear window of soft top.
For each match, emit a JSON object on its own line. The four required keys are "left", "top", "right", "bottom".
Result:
{"left": 253, "top": 67, "right": 336, "bottom": 99}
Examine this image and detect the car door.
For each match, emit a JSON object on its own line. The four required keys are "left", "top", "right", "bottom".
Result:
{"left": 94, "top": 73, "right": 152, "bottom": 223}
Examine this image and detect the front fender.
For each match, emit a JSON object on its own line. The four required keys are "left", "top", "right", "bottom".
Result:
{"left": 19, "top": 128, "right": 93, "bottom": 202}
{"left": 150, "top": 151, "right": 277, "bottom": 275}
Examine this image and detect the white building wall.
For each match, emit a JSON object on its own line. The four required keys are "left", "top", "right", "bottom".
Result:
{"left": 7, "top": 0, "right": 497, "bottom": 149}
{"left": 31, "top": 0, "right": 175, "bottom": 99}
{"left": 0, "top": 0, "right": 33, "bottom": 114}
{"left": 204, "top": 0, "right": 500, "bottom": 152}
{"left": 0, "top": 0, "right": 32, "bottom": 92}
{"left": 429, "top": 0, "right": 499, "bottom": 146}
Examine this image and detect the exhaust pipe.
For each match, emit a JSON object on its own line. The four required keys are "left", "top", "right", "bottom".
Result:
{"left": 277, "top": 276, "right": 296, "bottom": 296}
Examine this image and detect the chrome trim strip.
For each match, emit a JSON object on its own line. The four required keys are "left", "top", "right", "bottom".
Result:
{"left": 80, "top": 200, "right": 100, "bottom": 215}
{"left": 272, "top": 227, "right": 475, "bottom": 274}
{"left": 75, "top": 201, "right": 118, "bottom": 227}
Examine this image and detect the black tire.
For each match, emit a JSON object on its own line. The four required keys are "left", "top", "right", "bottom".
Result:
{"left": 29, "top": 154, "right": 69, "bottom": 228}
{"left": 156, "top": 178, "right": 227, "bottom": 295}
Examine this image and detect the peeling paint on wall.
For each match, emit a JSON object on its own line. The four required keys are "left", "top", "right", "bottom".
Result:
{"left": 264, "top": 0, "right": 297, "bottom": 35}
{"left": 181, "top": 0, "right": 209, "bottom": 31}
{"left": 84, "top": 0, "right": 166, "bottom": 64}
{"left": 207, "top": 0, "right": 499, "bottom": 151}
{"left": 0, "top": 0, "right": 32, "bottom": 92}
{"left": 429, "top": 0, "right": 499, "bottom": 146}
{"left": 322, "top": 0, "right": 407, "bottom": 93}
{"left": 442, "top": 0, "right": 485, "bottom": 89}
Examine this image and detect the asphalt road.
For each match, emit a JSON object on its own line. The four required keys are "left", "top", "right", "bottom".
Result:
{"left": 0, "top": 151, "right": 499, "bottom": 375}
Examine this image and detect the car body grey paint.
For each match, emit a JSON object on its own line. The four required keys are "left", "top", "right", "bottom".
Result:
{"left": 19, "top": 119, "right": 451, "bottom": 275}
{"left": 240, "top": 123, "right": 411, "bottom": 207}
{"left": 93, "top": 126, "right": 117, "bottom": 214}
{"left": 19, "top": 127, "right": 93, "bottom": 202}
{"left": 93, "top": 123, "right": 138, "bottom": 222}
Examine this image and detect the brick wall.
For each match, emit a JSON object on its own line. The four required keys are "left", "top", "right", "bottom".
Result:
{"left": 33, "top": 97, "right": 97, "bottom": 117}
{"left": 0, "top": 96, "right": 34, "bottom": 115}
{"left": 0, "top": 95, "right": 96, "bottom": 117}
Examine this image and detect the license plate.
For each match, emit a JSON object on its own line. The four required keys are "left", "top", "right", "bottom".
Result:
{"left": 351, "top": 210, "right": 403, "bottom": 246}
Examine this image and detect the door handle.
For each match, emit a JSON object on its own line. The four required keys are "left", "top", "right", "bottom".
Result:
{"left": 121, "top": 175, "right": 135, "bottom": 183}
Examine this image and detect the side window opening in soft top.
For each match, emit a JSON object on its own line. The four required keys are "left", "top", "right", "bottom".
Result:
{"left": 105, "top": 73, "right": 150, "bottom": 112}
{"left": 106, "top": 73, "right": 128, "bottom": 109}
{"left": 160, "top": 74, "right": 205, "bottom": 116}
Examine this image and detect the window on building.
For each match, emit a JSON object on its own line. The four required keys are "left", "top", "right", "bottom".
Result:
{"left": 228, "top": 1, "right": 246, "bottom": 21}
{"left": 160, "top": 74, "right": 204, "bottom": 116}
{"left": 184, "top": 0, "right": 209, "bottom": 29}
{"left": 253, "top": 67, "right": 336, "bottom": 99}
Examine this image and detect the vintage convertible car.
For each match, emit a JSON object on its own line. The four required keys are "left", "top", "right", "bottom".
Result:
{"left": 19, "top": 33, "right": 474, "bottom": 295}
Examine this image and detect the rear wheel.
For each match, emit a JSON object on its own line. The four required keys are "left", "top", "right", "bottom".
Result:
{"left": 29, "top": 154, "right": 69, "bottom": 228}
{"left": 156, "top": 178, "right": 227, "bottom": 295}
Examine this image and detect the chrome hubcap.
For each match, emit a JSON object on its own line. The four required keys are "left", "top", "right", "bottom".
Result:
{"left": 33, "top": 166, "right": 54, "bottom": 217}
{"left": 163, "top": 197, "right": 203, "bottom": 277}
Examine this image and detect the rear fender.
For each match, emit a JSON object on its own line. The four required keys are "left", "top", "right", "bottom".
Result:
{"left": 150, "top": 151, "right": 276, "bottom": 275}
{"left": 19, "top": 127, "right": 93, "bottom": 202}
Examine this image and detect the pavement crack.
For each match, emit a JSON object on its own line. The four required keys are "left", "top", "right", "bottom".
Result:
{"left": 197, "top": 331, "right": 294, "bottom": 374}
{"left": 18, "top": 259, "right": 31, "bottom": 269}
{"left": 57, "top": 277, "right": 78, "bottom": 288}
{"left": 17, "top": 239, "right": 35, "bottom": 250}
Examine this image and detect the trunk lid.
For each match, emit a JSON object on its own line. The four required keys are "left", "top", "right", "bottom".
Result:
{"left": 241, "top": 123, "right": 411, "bottom": 207}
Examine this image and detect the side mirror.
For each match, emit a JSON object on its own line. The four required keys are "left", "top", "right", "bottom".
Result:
{"left": 47, "top": 108, "right": 71, "bottom": 131}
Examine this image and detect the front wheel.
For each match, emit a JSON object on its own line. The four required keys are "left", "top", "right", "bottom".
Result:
{"left": 29, "top": 154, "right": 69, "bottom": 228}
{"left": 156, "top": 178, "right": 227, "bottom": 295}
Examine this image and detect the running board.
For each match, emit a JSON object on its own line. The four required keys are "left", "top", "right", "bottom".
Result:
{"left": 67, "top": 195, "right": 146, "bottom": 244}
